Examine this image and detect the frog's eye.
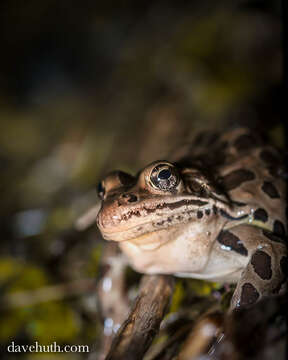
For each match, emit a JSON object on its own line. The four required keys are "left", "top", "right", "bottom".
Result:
{"left": 150, "top": 164, "right": 179, "bottom": 191}
{"left": 97, "top": 181, "right": 105, "bottom": 200}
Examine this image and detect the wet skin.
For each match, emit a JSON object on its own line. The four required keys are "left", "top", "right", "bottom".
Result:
{"left": 97, "top": 128, "right": 287, "bottom": 309}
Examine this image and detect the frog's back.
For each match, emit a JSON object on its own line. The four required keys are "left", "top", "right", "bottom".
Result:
{"left": 172, "top": 128, "right": 287, "bottom": 235}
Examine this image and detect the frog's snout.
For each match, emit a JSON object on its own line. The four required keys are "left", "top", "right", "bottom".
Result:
{"left": 97, "top": 193, "right": 139, "bottom": 231}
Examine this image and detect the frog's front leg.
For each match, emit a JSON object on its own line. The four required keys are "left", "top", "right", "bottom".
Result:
{"left": 229, "top": 225, "right": 287, "bottom": 310}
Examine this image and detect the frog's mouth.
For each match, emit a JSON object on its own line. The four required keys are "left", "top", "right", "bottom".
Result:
{"left": 97, "top": 196, "right": 214, "bottom": 242}
{"left": 98, "top": 212, "right": 192, "bottom": 242}
{"left": 97, "top": 193, "right": 249, "bottom": 242}
{"left": 103, "top": 225, "right": 186, "bottom": 249}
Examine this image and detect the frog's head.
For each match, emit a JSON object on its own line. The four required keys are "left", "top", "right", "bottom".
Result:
{"left": 96, "top": 160, "right": 230, "bottom": 243}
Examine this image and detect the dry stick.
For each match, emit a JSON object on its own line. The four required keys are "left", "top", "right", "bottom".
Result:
{"left": 105, "top": 274, "right": 175, "bottom": 360}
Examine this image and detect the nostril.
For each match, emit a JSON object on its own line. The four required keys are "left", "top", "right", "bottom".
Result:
{"left": 121, "top": 193, "right": 138, "bottom": 203}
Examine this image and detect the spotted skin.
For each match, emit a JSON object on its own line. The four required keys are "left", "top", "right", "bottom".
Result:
{"left": 260, "top": 149, "right": 280, "bottom": 166}
{"left": 217, "top": 229, "right": 248, "bottom": 256}
{"left": 251, "top": 250, "right": 272, "bottom": 280}
{"left": 254, "top": 208, "right": 268, "bottom": 222}
{"left": 262, "top": 181, "right": 280, "bottom": 199}
{"left": 260, "top": 149, "right": 284, "bottom": 177}
{"left": 230, "top": 225, "right": 286, "bottom": 309}
{"left": 221, "top": 169, "right": 255, "bottom": 191}
{"left": 97, "top": 128, "right": 287, "bottom": 311}
{"left": 240, "top": 283, "right": 260, "bottom": 306}
{"left": 262, "top": 230, "right": 285, "bottom": 244}
{"left": 233, "top": 133, "right": 260, "bottom": 152}
{"left": 273, "top": 220, "right": 286, "bottom": 237}
{"left": 197, "top": 210, "right": 203, "bottom": 219}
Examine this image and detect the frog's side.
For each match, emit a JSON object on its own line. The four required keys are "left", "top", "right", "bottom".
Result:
{"left": 97, "top": 128, "right": 288, "bottom": 309}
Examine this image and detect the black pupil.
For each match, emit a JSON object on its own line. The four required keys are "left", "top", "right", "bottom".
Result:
{"left": 158, "top": 169, "right": 171, "bottom": 180}
{"left": 150, "top": 164, "right": 178, "bottom": 191}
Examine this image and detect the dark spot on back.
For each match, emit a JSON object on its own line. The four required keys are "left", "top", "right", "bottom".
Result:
{"left": 262, "top": 230, "right": 285, "bottom": 243}
{"left": 254, "top": 208, "right": 268, "bottom": 223}
{"left": 234, "top": 134, "right": 258, "bottom": 151}
{"left": 222, "top": 169, "right": 255, "bottom": 191}
{"left": 205, "top": 209, "right": 211, "bottom": 216}
{"left": 197, "top": 211, "right": 203, "bottom": 219}
{"left": 251, "top": 250, "right": 272, "bottom": 280}
{"left": 261, "top": 181, "right": 280, "bottom": 199}
{"left": 259, "top": 149, "right": 284, "bottom": 177}
{"left": 213, "top": 205, "right": 218, "bottom": 215}
{"left": 189, "top": 138, "right": 228, "bottom": 168}
{"left": 217, "top": 230, "right": 248, "bottom": 256}
{"left": 240, "top": 283, "right": 260, "bottom": 307}
{"left": 273, "top": 220, "right": 286, "bottom": 237}
{"left": 260, "top": 150, "right": 279, "bottom": 166}
{"left": 280, "top": 256, "right": 288, "bottom": 276}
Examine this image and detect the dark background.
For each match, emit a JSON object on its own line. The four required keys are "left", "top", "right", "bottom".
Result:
{"left": 0, "top": 1, "right": 284, "bottom": 359}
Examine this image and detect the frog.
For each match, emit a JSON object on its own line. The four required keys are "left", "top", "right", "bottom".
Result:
{"left": 96, "top": 128, "right": 287, "bottom": 309}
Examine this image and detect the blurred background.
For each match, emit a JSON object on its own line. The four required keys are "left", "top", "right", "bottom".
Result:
{"left": 0, "top": 0, "right": 285, "bottom": 359}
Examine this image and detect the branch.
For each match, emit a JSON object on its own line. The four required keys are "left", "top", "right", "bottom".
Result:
{"left": 105, "top": 274, "right": 175, "bottom": 360}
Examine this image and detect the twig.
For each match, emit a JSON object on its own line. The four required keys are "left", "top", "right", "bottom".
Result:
{"left": 104, "top": 274, "right": 175, "bottom": 360}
